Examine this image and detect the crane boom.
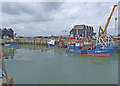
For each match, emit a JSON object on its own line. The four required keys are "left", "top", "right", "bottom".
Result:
{"left": 99, "top": 5, "right": 117, "bottom": 35}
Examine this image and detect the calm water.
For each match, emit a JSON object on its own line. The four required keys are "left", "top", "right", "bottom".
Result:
{"left": 3, "top": 44, "right": 119, "bottom": 84}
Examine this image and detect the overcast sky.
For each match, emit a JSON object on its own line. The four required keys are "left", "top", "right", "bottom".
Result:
{"left": 1, "top": 2, "right": 119, "bottom": 36}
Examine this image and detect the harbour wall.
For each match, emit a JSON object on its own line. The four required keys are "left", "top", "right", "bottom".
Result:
{"left": 2, "top": 38, "right": 49, "bottom": 45}
{"left": 1, "top": 38, "right": 76, "bottom": 47}
{"left": 1, "top": 39, "right": 120, "bottom": 52}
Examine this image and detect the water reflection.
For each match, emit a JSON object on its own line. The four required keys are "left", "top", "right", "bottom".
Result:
{"left": 2, "top": 44, "right": 49, "bottom": 59}
{"left": 2, "top": 46, "right": 17, "bottom": 59}
{"left": 2, "top": 44, "right": 118, "bottom": 64}
{"left": 65, "top": 51, "right": 118, "bottom": 64}
{"left": 18, "top": 44, "right": 48, "bottom": 51}
{"left": 4, "top": 44, "right": 118, "bottom": 84}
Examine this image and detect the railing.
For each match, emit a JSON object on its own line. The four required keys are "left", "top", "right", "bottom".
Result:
{"left": 96, "top": 34, "right": 116, "bottom": 47}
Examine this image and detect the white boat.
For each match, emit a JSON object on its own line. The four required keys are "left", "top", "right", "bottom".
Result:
{"left": 47, "top": 39, "right": 57, "bottom": 47}
{"left": 4, "top": 44, "right": 10, "bottom": 47}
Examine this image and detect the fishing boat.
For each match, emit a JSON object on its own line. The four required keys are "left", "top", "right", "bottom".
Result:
{"left": 81, "top": 45, "right": 111, "bottom": 57}
{"left": 80, "top": 34, "right": 118, "bottom": 57}
{"left": 4, "top": 43, "right": 11, "bottom": 47}
{"left": 84, "top": 4, "right": 118, "bottom": 57}
{"left": 65, "top": 40, "right": 83, "bottom": 53}
{"left": 4, "top": 41, "right": 18, "bottom": 47}
{"left": 10, "top": 41, "right": 18, "bottom": 45}
{"left": 47, "top": 39, "right": 57, "bottom": 47}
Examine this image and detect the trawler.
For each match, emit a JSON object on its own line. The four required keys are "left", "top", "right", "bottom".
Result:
{"left": 80, "top": 34, "right": 118, "bottom": 57}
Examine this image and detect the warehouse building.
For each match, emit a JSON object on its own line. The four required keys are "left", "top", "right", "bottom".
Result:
{"left": 0, "top": 28, "right": 14, "bottom": 39}
{"left": 70, "top": 25, "right": 96, "bottom": 39}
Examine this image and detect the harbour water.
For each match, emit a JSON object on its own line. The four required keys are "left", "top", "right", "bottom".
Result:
{"left": 3, "top": 44, "right": 118, "bottom": 84}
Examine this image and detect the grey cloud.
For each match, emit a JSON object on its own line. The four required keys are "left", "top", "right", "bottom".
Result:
{"left": 2, "top": 2, "right": 34, "bottom": 15}
{"left": 33, "top": 2, "right": 64, "bottom": 22}
{"left": 2, "top": 2, "right": 64, "bottom": 25}
{"left": 41, "top": 2, "right": 63, "bottom": 12}
{"left": 1, "top": 2, "right": 118, "bottom": 36}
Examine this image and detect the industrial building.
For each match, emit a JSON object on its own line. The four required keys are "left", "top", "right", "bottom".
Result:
{"left": 70, "top": 25, "right": 96, "bottom": 39}
{"left": 0, "top": 28, "right": 14, "bottom": 39}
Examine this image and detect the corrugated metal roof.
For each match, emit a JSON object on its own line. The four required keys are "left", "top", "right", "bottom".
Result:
{"left": 74, "top": 25, "right": 85, "bottom": 29}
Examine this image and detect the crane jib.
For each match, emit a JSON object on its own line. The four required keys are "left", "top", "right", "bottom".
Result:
{"left": 99, "top": 5, "right": 117, "bottom": 35}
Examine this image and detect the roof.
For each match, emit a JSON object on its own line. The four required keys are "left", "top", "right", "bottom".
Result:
{"left": 8, "top": 28, "right": 13, "bottom": 31}
{"left": 85, "top": 25, "right": 88, "bottom": 28}
{"left": 73, "top": 25, "right": 93, "bottom": 30}
{"left": 2, "top": 28, "right": 7, "bottom": 31}
{"left": 74, "top": 25, "right": 85, "bottom": 29}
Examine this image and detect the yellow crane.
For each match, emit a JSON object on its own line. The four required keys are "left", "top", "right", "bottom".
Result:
{"left": 99, "top": 5, "right": 117, "bottom": 37}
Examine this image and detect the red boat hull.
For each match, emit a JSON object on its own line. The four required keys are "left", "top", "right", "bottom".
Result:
{"left": 82, "top": 54, "right": 110, "bottom": 57}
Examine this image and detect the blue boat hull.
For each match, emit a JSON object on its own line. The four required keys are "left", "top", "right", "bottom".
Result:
{"left": 10, "top": 42, "right": 18, "bottom": 45}
{"left": 81, "top": 45, "right": 118, "bottom": 57}
{"left": 109, "top": 45, "right": 118, "bottom": 53}
{"left": 4, "top": 41, "right": 18, "bottom": 47}
{"left": 48, "top": 44, "right": 57, "bottom": 47}
{"left": 100, "top": 45, "right": 118, "bottom": 54}
{"left": 65, "top": 46, "right": 82, "bottom": 53}
{"left": 65, "top": 48, "right": 81, "bottom": 53}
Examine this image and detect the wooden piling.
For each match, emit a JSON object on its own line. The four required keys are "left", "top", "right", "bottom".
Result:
{"left": 15, "top": 38, "right": 48, "bottom": 45}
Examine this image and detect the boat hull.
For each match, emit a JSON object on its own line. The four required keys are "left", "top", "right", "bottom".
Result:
{"left": 82, "top": 54, "right": 110, "bottom": 57}
{"left": 65, "top": 48, "right": 81, "bottom": 53}
{"left": 48, "top": 44, "right": 57, "bottom": 47}
{"left": 102, "top": 45, "right": 118, "bottom": 54}
{"left": 4, "top": 42, "right": 18, "bottom": 47}
{"left": 80, "top": 45, "right": 118, "bottom": 57}
{"left": 4, "top": 44, "right": 10, "bottom": 46}
{"left": 10, "top": 41, "right": 18, "bottom": 45}
{"left": 65, "top": 45, "right": 82, "bottom": 53}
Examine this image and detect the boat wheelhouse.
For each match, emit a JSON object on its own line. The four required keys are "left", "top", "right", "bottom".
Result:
{"left": 65, "top": 40, "right": 83, "bottom": 53}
